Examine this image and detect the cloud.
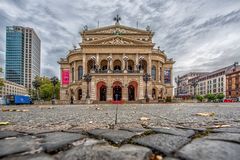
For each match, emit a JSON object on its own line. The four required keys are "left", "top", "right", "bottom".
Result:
{"left": 0, "top": 0, "right": 240, "bottom": 80}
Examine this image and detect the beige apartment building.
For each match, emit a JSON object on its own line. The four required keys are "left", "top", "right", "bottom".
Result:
{"left": 58, "top": 19, "right": 175, "bottom": 103}
{"left": 0, "top": 80, "right": 28, "bottom": 97}
{"left": 187, "top": 63, "right": 239, "bottom": 97}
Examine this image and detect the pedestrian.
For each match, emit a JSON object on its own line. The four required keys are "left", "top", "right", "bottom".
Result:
{"left": 70, "top": 96, "right": 73, "bottom": 104}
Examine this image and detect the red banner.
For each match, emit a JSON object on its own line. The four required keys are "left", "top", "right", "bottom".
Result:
{"left": 62, "top": 69, "right": 69, "bottom": 85}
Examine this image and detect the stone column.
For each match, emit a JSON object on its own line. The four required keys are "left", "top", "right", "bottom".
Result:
{"left": 74, "top": 61, "right": 77, "bottom": 82}
{"left": 139, "top": 75, "right": 144, "bottom": 99}
{"left": 83, "top": 54, "right": 86, "bottom": 74}
{"left": 161, "top": 66, "right": 164, "bottom": 84}
{"left": 107, "top": 77, "right": 112, "bottom": 101}
{"left": 96, "top": 53, "right": 99, "bottom": 65}
{"left": 135, "top": 53, "right": 139, "bottom": 70}
{"left": 157, "top": 61, "right": 160, "bottom": 82}
{"left": 148, "top": 55, "right": 151, "bottom": 74}
{"left": 122, "top": 76, "right": 128, "bottom": 100}
{"left": 110, "top": 53, "right": 113, "bottom": 71}
{"left": 90, "top": 79, "right": 96, "bottom": 100}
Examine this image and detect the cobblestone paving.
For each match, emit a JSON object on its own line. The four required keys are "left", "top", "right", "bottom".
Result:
{"left": 0, "top": 103, "right": 240, "bottom": 159}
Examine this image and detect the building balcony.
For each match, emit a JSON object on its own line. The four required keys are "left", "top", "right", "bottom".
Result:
{"left": 92, "top": 69, "right": 142, "bottom": 74}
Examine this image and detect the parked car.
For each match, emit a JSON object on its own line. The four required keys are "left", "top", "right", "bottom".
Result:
{"left": 224, "top": 99, "right": 233, "bottom": 103}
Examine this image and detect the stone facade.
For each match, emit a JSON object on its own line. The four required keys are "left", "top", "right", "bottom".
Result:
{"left": 226, "top": 66, "right": 240, "bottom": 99}
{"left": 58, "top": 22, "right": 174, "bottom": 103}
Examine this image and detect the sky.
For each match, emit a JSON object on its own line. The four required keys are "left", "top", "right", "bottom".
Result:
{"left": 0, "top": 0, "right": 240, "bottom": 80}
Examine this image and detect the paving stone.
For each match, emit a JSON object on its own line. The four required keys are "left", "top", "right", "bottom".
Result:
{"left": 133, "top": 133, "right": 191, "bottom": 155}
{"left": 38, "top": 132, "right": 86, "bottom": 153}
{"left": 176, "top": 126, "right": 207, "bottom": 132}
{"left": 203, "top": 132, "right": 240, "bottom": 143}
{"left": 119, "top": 128, "right": 151, "bottom": 135}
{"left": 2, "top": 153, "right": 54, "bottom": 160}
{"left": 88, "top": 129, "right": 137, "bottom": 145}
{"left": 0, "top": 131, "right": 22, "bottom": 139}
{"left": 151, "top": 127, "right": 195, "bottom": 137}
{"left": 163, "top": 158, "right": 180, "bottom": 160}
{"left": 212, "top": 127, "right": 240, "bottom": 133}
{"left": 177, "top": 139, "right": 240, "bottom": 160}
{"left": 61, "top": 138, "right": 152, "bottom": 160}
{"left": 0, "top": 136, "right": 39, "bottom": 158}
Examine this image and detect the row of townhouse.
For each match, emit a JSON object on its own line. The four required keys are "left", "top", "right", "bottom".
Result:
{"left": 176, "top": 62, "right": 239, "bottom": 99}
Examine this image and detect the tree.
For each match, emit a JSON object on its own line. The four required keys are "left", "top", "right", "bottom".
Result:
{"left": 205, "top": 93, "right": 216, "bottom": 102}
{"left": 40, "top": 83, "right": 53, "bottom": 100}
{"left": 196, "top": 95, "right": 204, "bottom": 102}
{"left": 36, "top": 76, "right": 60, "bottom": 101}
{"left": 32, "top": 76, "right": 41, "bottom": 100}
{"left": 50, "top": 76, "right": 59, "bottom": 104}
{"left": 216, "top": 93, "right": 225, "bottom": 101}
{"left": 0, "top": 67, "right": 4, "bottom": 87}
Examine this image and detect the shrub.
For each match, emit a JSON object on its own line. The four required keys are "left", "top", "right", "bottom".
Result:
{"left": 216, "top": 93, "right": 225, "bottom": 101}
{"left": 205, "top": 93, "right": 216, "bottom": 102}
{"left": 196, "top": 95, "right": 204, "bottom": 102}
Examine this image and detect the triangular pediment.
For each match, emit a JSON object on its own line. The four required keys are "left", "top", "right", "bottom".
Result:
{"left": 83, "top": 24, "right": 150, "bottom": 35}
{"left": 81, "top": 35, "right": 153, "bottom": 46}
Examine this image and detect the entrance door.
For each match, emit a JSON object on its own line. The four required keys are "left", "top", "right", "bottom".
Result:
{"left": 78, "top": 89, "right": 82, "bottom": 100}
{"left": 113, "top": 86, "right": 122, "bottom": 101}
{"left": 100, "top": 85, "right": 107, "bottom": 101}
{"left": 128, "top": 85, "right": 135, "bottom": 101}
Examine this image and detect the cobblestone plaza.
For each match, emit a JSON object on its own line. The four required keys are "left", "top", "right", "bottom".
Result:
{"left": 1, "top": 103, "right": 240, "bottom": 159}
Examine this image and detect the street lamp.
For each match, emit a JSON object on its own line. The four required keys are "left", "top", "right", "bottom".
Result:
{"left": 191, "top": 79, "right": 198, "bottom": 98}
{"left": 143, "top": 73, "right": 151, "bottom": 102}
{"left": 83, "top": 74, "right": 92, "bottom": 99}
{"left": 175, "top": 75, "right": 180, "bottom": 97}
{"left": 51, "top": 76, "right": 59, "bottom": 105}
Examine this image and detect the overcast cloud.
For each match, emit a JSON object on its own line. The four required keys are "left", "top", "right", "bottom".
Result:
{"left": 0, "top": 0, "right": 240, "bottom": 79}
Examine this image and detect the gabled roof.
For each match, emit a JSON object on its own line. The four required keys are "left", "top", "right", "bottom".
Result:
{"left": 81, "top": 23, "right": 152, "bottom": 35}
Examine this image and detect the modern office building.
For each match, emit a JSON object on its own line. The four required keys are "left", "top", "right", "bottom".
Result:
{"left": 5, "top": 26, "right": 41, "bottom": 88}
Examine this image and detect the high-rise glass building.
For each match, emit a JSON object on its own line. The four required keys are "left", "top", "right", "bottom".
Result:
{"left": 6, "top": 26, "right": 41, "bottom": 88}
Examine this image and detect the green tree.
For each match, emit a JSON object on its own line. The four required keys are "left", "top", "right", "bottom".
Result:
{"left": 32, "top": 76, "right": 41, "bottom": 100}
{"left": 34, "top": 76, "right": 60, "bottom": 101}
{"left": 0, "top": 67, "right": 4, "bottom": 87}
{"left": 40, "top": 83, "right": 53, "bottom": 100}
{"left": 205, "top": 93, "right": 216, "bottom": 102}
{"left": 196, "top": 95, "right": 204, "bottom": 102}
{"left": 216, "top": 93, "right": 225, "bottom": 101}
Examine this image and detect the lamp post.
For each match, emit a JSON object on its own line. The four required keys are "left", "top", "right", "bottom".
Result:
{"left": 51, "top": 76, "right": 59, "bottom": 105}
{"left": 191, "top": 79, "right": 198, "bottom": 98}
{"left": 175, "top": 75, "right": 180, "bottom": 97}
{"left": 143, "top": 73, "right": 151, "bottom": 102}
{"left": 83, "top": 74, "right": 92, "bottom": 99}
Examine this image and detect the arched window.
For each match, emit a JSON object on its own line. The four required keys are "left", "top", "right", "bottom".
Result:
{"left": 78, "top": 66, "right": 83, "bottom": 80}
{"left": 151, "top": 66, "right": 156, "bottom": 80}
{"left": 71, "top": 67, "right": 74, "bottom": 82}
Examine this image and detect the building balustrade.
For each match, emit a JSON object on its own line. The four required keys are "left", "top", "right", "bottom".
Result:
{"left": 91, "top": 69, "right": 141, "bottom": 74}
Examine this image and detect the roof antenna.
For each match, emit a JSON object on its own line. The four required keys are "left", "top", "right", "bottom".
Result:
{"left": 97, "top": 20, "right": 99, "bottom": 28}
